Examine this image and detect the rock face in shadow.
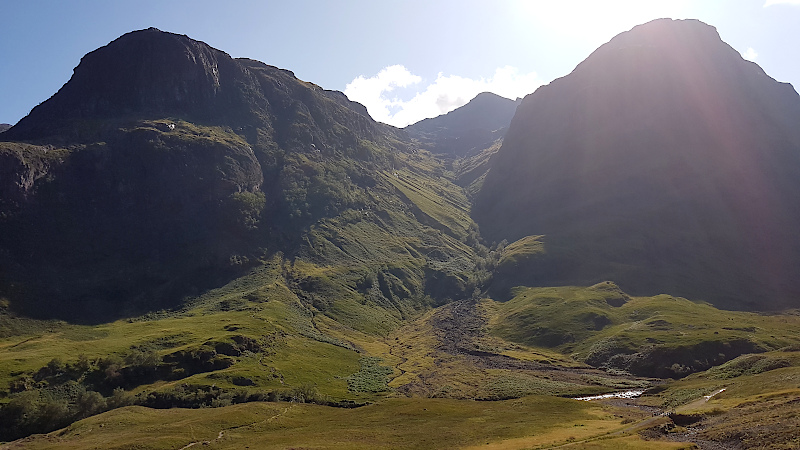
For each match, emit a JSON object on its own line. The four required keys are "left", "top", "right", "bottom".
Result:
{"left": 405, "top": 92, "right": 521, "bottom": 157}
{"left": 0, "top": 28, "right": 404, "bottom": 321}
{"left": 474, "top": 19, "right": 800, "bottom": 309}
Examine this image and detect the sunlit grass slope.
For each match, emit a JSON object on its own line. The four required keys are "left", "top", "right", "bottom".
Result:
{"left": 488, "top": 283, "right": 800, "bottom": 378}
{"left": 0, "top": 258, "right": 390, "bottom": 406}
{"left": 384, "top": 162, "right": 473, "bottom": 240}
{"left": 8, "top": 396, "right": 693, "bottom": 450}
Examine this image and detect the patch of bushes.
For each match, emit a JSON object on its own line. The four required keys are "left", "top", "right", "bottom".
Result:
{"left": 705, "top": 354, "right": 792, "bottom": 379}
{"left": 0, "top": 381, "right": 132, "bottom": 441}
{"left": 1, "top": 334, "right": 371, "bottom": 443}
{"left": 347, "top": 357, "right": 393, "bottom": 393}
{"left": 2, "top": 367, "right": 363, "bottom": 442}
{"left": 140, "top": 382, "right": 362, "bottom": 410}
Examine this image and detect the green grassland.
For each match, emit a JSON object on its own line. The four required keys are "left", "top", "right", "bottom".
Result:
{"left": 496, "top": 235, "right": 546, "bottom": 268}
{"left": 5, "top": 396, "right": 697, "bottom": 450}
{"left": 0, "top": 258, "right": 386, "bottom": 441}
{"left": 6, "top": 270, "right": 800, "bottom": 447}
{"left": 5, "top": 258, "right": 800, "bottom": 447}
{"left": 387, "top": 299, "right": 651, "bottom": 400}
{"left": 384, "top": 166, "right": 473, "bottom": 240}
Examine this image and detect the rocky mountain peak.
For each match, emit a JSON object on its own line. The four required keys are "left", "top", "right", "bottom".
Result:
{"left": 5, "top": 28, "right": 242, "bottom": 139}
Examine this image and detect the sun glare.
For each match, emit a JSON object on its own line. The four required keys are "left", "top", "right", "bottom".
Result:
{"left": 517, "top": 0, "right": 690, "bottom": 45}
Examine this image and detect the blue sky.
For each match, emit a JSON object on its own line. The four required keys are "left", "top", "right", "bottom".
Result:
{"left": 1, "top": 0, "right": 799, "bottom": 127}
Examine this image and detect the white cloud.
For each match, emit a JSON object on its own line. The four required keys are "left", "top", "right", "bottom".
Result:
{"left": 764, "top": 0, "right": 800, "bottom": 5}
{"left": 344, "top": 65, "right": 542, "bottom": 127}
{"left": 742, "top": 47, "right": 758, "bottom": 62}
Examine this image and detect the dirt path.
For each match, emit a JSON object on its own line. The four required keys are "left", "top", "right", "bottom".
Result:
{"left": 676, "top": 388, "right": 726, "bottom": 413}
{"left": 178, "top": 403, "right": 296, "bottom": 449}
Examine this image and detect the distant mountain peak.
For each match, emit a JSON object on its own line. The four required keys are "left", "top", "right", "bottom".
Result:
{"left": 405, "top": 91, "right": 521, "bottom": 157}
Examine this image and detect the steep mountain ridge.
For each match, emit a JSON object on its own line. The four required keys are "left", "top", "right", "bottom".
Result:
{"left": 474, "top": 18, "right": 800, "bottom": 309}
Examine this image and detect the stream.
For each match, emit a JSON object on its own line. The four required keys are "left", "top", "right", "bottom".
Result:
{"left": 573, "top": 389, "right": 645, "bottom": 401}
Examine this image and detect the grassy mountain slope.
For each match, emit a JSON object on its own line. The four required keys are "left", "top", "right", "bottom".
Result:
{"left": 487, "top": 283, "right": 800, "bottom": 378}
{"left": 14, "top": 282, "right": 793, "bottom": 447}
{"left": 0, "top": 28, "right": 487, "bottom": 441}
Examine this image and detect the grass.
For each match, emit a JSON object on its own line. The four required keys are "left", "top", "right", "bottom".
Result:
{"left": 0, "top": 260, "right": 371, "bottom": 405}
{"left": 384, "top": 167, "right": 473, "bottom": 240}
{"left": 12, "top": 396, "right": 667, "bottom": 449}
{"left": 497, "top": 235, "right": 546, "bottom": 268}
{"left": 646, "top": 349, "right": 800, "bottom": 412}
{"left": 0, "top": 142, "right": 71, "bottom": 165}
{"left": 385, "top": 299, "right": 652, "bottom": 400}
{"left": 453, "top": 138, "right": 502, "bottom": 196}
{"left": 129, "top": 119, "right": 251, "bottom": 149}
{"left": 5, "top": 255, "right": 800, "bottom": 447}
{"left": 0, "top": 305, "right": 360, "bottom": 398}
{"left": 554, "top": 436, "right": 696, "bottom": 449}
{"left": 488, "top": 284, "right": 800, "bottom": 377}
{"left": 346, "top": 357, "right": 394, "bottom": 393}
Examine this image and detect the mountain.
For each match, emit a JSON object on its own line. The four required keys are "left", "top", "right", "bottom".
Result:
{"left": 405, "top": 92, "right": 520, "bottom": 158}
{"left": 0, "top": 124, "right": 10, "bottom": 133}
{"left": 5, "top": 22, "right": 800, "bottom": 449}
{"left": 0, "top": 28, "right": 479, "bottom": 322}
{"left": 474, "top": 19, "right": 800, "bottom": 309}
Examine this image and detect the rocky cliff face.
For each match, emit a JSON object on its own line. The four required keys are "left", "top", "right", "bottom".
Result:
{"left": 474, "top": 19, "right": 800, "bottom": 309}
